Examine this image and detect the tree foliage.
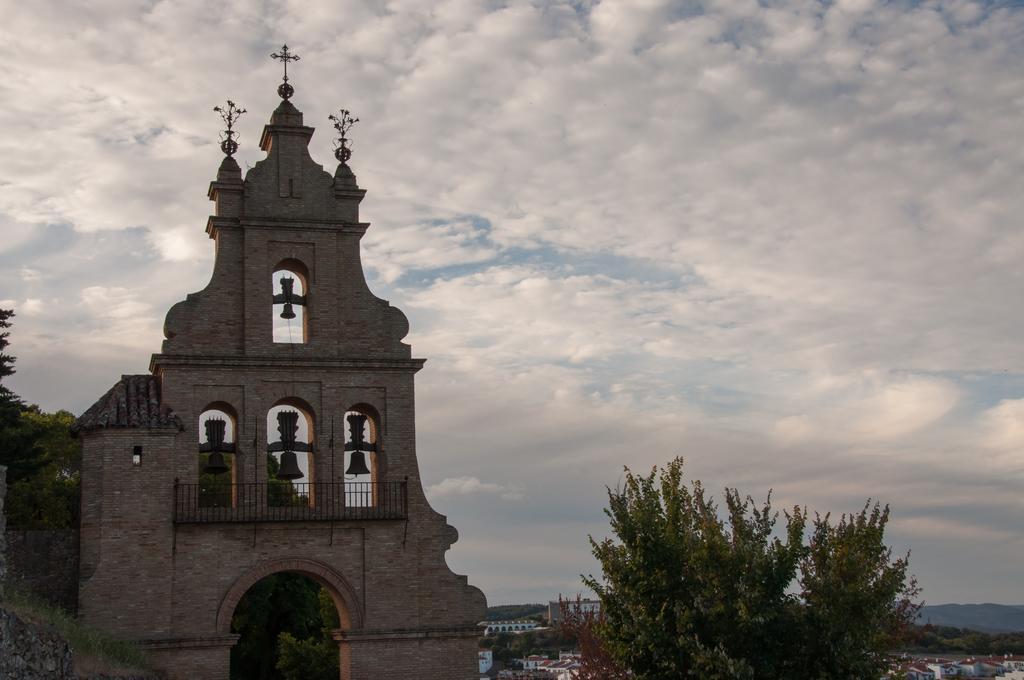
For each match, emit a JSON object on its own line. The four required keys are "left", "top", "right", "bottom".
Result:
{"left": 0, "top": 308, "right": 83, "bottom": 528}
{"left": 276, "top": 632, "right": 338, "bottom": 680}
{"left": 0, "top": 308, "right": 16, "bottom": 384}
{"left": 798, "top": 504, "right": 920, "bottom": 677}
{"left": 585, "top": 457, "right": 921, "bottom": 680}
{"left": 230, "top": 573, "right": 340, "bottom": 680}
{"left": 906, "top": 625, "right": 1024, "bottom": 655}
{"left": 5, "top": 408, "right": 81, "bottom": 528}
{"left": 0, "top": 308, "right": 46, "bottom": 485}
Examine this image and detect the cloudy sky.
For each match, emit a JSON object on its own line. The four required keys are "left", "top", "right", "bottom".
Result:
{"left": 2, "top": 0, "right": 1023, "bottom": 605}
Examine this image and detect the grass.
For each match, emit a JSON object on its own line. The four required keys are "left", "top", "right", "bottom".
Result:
{"left": 2, "top": 588, "right": 153, "bottom": 677}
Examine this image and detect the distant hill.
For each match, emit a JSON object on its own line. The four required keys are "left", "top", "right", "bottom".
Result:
{"left": 486, "top": 603, "right": 547, "bottom": 621}
{"left": 917, "top": 604, "right": 1024, "bottom": 633}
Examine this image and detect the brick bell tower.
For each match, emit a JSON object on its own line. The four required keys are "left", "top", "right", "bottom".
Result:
{"left": 72, "top": 47, "right": 486, "bottom": 680}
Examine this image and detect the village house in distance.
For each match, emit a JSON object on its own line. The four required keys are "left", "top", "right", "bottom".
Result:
{"left": 70, "top": 47, "right": 485, "bottom": 680}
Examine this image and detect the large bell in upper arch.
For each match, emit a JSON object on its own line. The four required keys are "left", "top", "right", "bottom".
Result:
{"left": 272, "top": 276, "right": 307, "bottom": 320}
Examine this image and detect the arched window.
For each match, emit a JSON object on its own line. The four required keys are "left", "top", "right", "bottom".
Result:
{"left": 342, "top": 405, "right": 380, "bottom": 508}
{"left": 266, "top": 401, "right": 315, "bottom": 507}
{"left": 198, "top": 405, "right": 237, "bottom": 508}
{"left": 272, "top": 260, "right": 309, "bottom": 344}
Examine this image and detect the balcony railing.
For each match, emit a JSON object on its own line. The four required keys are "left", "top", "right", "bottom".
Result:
{"left": 173, "top": 480, "right": 408, "bottom": 524}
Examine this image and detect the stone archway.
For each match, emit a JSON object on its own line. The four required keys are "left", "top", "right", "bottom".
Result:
{"left": 215, "top": 557, "right": 364, "bottom": 635}
{"left": 216, "top": 558, "right": 364, "bottom": 680}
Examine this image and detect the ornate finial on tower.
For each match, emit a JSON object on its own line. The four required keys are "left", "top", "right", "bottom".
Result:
{"left": 270, "top": 44, "right": 301, "bottom": 100}
{"left": 213, "top": 100, "right": 246, "bottom": 157}
{"left": 328, "top": 109, "right": 360, "bottom": 165}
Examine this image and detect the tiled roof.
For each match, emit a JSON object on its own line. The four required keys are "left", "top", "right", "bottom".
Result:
{"left": 72, "top": 374, "right": 182, "bottom": 434}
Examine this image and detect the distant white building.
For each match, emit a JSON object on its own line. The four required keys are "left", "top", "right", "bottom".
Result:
{"left": 547, "top": 598, "right": 601, "bottom": 624}
{"left": 531, "top": 652, "right": 582, "bottom": 679}
{"left": 479, "top": 649, "right": 494, "bottom": 674}
{"left": 925, "top": 660, "right": 959, "bottom": 678}
{"left": 922, "top": 656, "right": 1024, "bottom": 679}
{"left": 482, "top": 620, "right": 540, "bottom": 635}
{"left": 1000, "top": 654, "right": 1024, "bottom": 678}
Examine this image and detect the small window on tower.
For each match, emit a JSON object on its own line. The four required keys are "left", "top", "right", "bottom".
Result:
{"left": 272, "top": 263, "right": 309, "bottom": 344}
{"left": 132, "top": 446, "right": 142, "bottom": 467}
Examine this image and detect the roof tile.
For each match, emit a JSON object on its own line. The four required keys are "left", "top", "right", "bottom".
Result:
{"left": 72, "top": 374, "right": 182, "bottom": 434}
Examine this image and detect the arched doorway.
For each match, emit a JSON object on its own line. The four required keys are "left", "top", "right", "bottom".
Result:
{"left": 217, "top": 559, "right": 362, "bottom": 680}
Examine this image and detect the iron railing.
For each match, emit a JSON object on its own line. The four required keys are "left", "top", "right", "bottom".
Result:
{"left": 173, "top": 480, "right": 408, "bottom": 524}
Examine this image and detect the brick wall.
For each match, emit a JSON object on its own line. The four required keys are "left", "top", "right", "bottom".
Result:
{"left": 4, "top": 529, "right": 80, "bottom": 611}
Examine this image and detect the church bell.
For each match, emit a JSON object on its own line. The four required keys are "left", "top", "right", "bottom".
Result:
{"left": 204, "top": 451, "right": 230, "bottom": 476}
{"left": 344, "top": 413, "right": 375, "bottom": 477}
{"left": 200, "top": 418, "right": 232, "bottom": 475}
{"left": 269, "top": 410, "right": 308, "bottom": 481}
{"left": 345, "top": 450, "right": 371, "bottom": 477}
{"left": 273, "top": 276, "right": 306, "bottom": 320}
{"left": 277, "top": 450, "right": 304, "bottom": 480}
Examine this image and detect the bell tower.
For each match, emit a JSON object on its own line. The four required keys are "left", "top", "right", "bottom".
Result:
{"left": 73, "top": 47, "right": 486, "bottom": 680}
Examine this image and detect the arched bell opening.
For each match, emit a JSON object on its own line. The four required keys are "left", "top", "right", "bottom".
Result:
{"left": 198, "top": 404, "right": 238, "bottom": 508}
{"left": 272, "top": 260, "right": 310, "bottom": 344}
{"left": 266, "top": 401, "right": 316, "bottom": 508}
{"left": 342, "top": 404, "right": 381, "bottom": 508}
{"left": 217, "top": 558, "right": 362, "bottom": 679}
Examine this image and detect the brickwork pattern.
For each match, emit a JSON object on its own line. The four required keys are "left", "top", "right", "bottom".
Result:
{"left": 76, "top": 94, "right": 486, "bottom": 680}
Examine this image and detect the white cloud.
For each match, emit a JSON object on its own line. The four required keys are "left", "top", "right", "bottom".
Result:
{"left": 427, "top": 476, "right": 524, "bottom": 501}
{"left": 773, "top": 372, "right": 960, "bottom": 445}
{"left": 19, "top": 298, "right": 44, "bottom": 316}
{"left": 979, "top": 399, "right": 1024, "bottom": 453}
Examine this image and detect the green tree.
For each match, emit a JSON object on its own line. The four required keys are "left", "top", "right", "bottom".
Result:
{"left": 585, "top": 457, "right": 920, "bottom": 680}
{"left": 231, "top": 573, "right": 323, "bottom": 680}
{"left": 796, "top": 504, "right": 920, "bottom": 677}
{"left": 275, "top": 633, "right": 338, "bottom": 680}
{"left": 0, "top": 309, "right": 49, "bottom": 485}
{"left": 274, "top": 584, "right": 340, "bottom": 679}
{"left": 1, "top": 309, "right": 83, "bottom": 529}
{"left": 230, "top": 573, "right": 340, "bottom": 680}
{"left": 0, "top": 308, "right": 16, "bottom": 386}
{"left": 4, "top": 408, "right": 81, "bottom": 528}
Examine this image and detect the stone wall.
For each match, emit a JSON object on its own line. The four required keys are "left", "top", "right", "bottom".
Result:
{"left": 5, "top": 529, "right": 80, "bottom": 612}
{"left": 0, "top": 607, "right": 75, "bottom": 679}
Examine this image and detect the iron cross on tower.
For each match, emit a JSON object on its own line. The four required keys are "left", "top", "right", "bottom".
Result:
{"left": 271, "top": 44, "right": 300, "bottom": 99}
